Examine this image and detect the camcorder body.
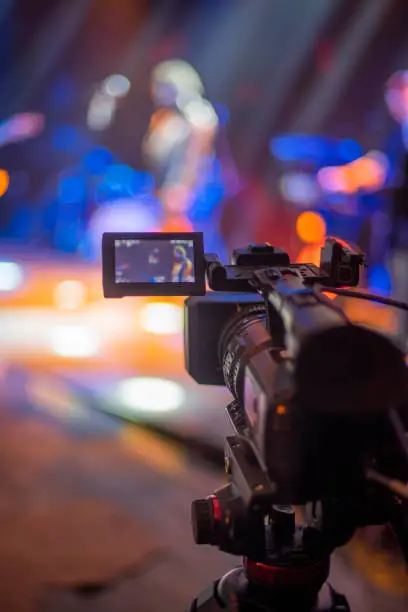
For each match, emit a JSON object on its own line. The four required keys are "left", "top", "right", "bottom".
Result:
{"left": 102, "top": 231, "right": 408, "bottom": 610}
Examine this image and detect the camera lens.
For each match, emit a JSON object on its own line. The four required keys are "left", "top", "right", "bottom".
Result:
{"left": 218, "top": 305, "right": 266, "bottom": 403}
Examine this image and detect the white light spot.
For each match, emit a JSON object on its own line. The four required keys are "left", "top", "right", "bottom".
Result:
{"left": 0, "top": 262, "right": 24, "bottom": 291}
{"left": 280, "top": 172, "right": 320, "bottom": 206}
{"left": 140, "top": 302, "right": 183, "bottom": 335}
{"left": 54, "top": 280, "right": 88, "bottom": 310}
{"left": 115, "top": 377, "right": 185, "bottom": 412}
{"left": 103, "top": 74, "right": 131, "bottom": 98}
{"left": 87, "top": 92, "right": 116, "bottom": 131}
{"left": 50, "top": 325, "right": 99, "bottom": 358}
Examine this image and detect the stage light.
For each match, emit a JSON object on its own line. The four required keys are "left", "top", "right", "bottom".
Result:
{"left": 385, "top": 70, "right": 408, "bottom": 123}
{"left": 368, "top": 264, "right": 392, "bottom": 297}
{"left": 280, "top": 172, "right": 319, "bottom": 207}
{"left": 87, "top": 92, "right": 116, "bottom": 131}
{"left": 115, "top": 377, "right": 185, "bottom": 413}
{"left": 0, "top": 262, "right": 23, "bottom": 291}
{"left": 296, "top": 211, "right": 326, "bottom": 245}
{"left": 140, "top": 302, "right": 183, "bottom": 335}
{"left": 1, "top": 113, "right": 45, "bottom": 144}
{"left": 296, "top": 245, "right": 321, "bottom": 266}
{"left": 102, "top": 164, "right": 154, "bottom": 196}
{"left": 58, "top": 176, "right": 86, "bottom": 204}
{"left": 337, "top": 139, "right": 364, "bottom": 162}
{"left": 53, "top": 280, "right": 88, "bottom": 310}
{"left": 103, "top": 74, "right": 131, "bottom": 98}
{"left": 88, "top": 198, "right": 159, "bottom": 258}
{"left": 0, "top": 169, "right": 10, "bottom": 197}
{"left": 83, "top": 148, "right": 114, "bottom": 175}
{"left": 316, "top": 167, "right": 346, "bottom": 193}
{"left": 213, "top": 103, "right": 230, "bottom": 126}
{"left": 50, "top": 325, "right": 99, "bottom": 357}
{"left": 161, "top": 216, "right": 194, "bottom": 232}
{"left": 270, "top": 134, "right": 327, "bottom": 163}
{"left": 317, "top": 151, "right": 389, "bottom": 194}
{"left": 270, "top": 134, "right": 363, "bottom": 165}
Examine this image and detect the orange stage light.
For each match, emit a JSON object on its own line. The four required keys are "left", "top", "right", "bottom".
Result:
{"left": 296, "top": 244, "right": 321, "bottom": 266}
{"left": 0, "top": 169, "right": 10, "bottom": 197}
{"left": 162, "top": 216, "right": 193, "bottom": 232}
{"left": 296, "top": 212, "right": 326, "bottom": 245}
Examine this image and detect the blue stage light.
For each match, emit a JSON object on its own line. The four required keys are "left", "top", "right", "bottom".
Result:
{"left": 271, "top": 134, "right": 364, "bottom": 166}
{"left": 58, "top": 176, "right": 86, "bottom": 204}
{"left": 368, "top": 264, "right": 392, "bottom": 296}
{"left": 52, "top": 125, "right": 80, "bottom": 151}
{"left": 83, "top": 148, "right": 114, "bottom": 174}
{"left": 213, "top": 102, "right": 230, "bottom": 126}
{"left": 270, "top": 134, "right": 328, "bottom": 163}
{"left": 337, "top": 139, "right": 364, "bottom": 163}
{"left": 103, "top": 164, "right": 155, "bottom": 196}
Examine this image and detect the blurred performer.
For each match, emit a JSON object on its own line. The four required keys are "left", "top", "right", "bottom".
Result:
{"left": 143, "top": 59, "right": 237, "bottom": 260}
{"left": 171, "top": 245, "right": 193, "bottom": 282}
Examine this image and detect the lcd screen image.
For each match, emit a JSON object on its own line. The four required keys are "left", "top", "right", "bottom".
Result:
{"left": 115, "top": 238, "right": 195, "bottom": 284}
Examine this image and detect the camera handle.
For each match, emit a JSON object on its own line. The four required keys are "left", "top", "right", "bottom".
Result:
{"left": 186, "top": 562, "right": 350, "bottom": 611}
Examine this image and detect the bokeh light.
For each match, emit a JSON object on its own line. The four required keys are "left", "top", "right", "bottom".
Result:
{"left": 50, "top": 325, "right": 99, "bottom": 357}
{"left": 102, "top": 164, "right": 154, "bottom": 196}
{"left": 296, "top": 211, "right": 326, "bottom": 244}
{"left": 53, "top": 280, "right": 88, "bottom": 310}
{"left": 140, "top": 302, "right": 183, "bottom": 335}
{"left": 103, "top": 74, "right": 131, "bottom": 98}
{"left": 115, "top": 377, "right": 186, "bottom": 413}
{"left": 0, "top": 169, "right": 10, "bottom": 197}
{"left": 83, "top": 148, "right": 114, "bottom": 175}
{"left": 385, "top": 70, "right": 408, "bottom": 123}
{"left": 368, "top": 264, "right": 392, "bottom": 296}
{"left": 1, "top": 112, "right": 45, "bottom": 144}
{"left": 317, "top": 151, "right": 389, "bottom": 194}
{"left": 58, "top": 176, "right": 86, "bottom": 204}
{"left": 296, "top": 244, "right": 322, "bottom": 266}
{"left": 87, "top": 92, "right": 116, "bottom": 131}
{"left": 270, "top": 134, "right": 363, "bottom": 165}
{"left": 0, "top": 262, "right": 23, "bottom": 291}
{"left": 161, "top": 216, "right": 194, "bottom": 232}
{"left": 279, "top": 172, "right": 320, "bottom": 207}
{"left": 88, "top": 198, "right": 159, "bottom": 258}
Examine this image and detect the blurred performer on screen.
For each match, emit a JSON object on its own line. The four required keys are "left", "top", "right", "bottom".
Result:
{"left": 171, "top": 245, "right": 193, "bottom": 282}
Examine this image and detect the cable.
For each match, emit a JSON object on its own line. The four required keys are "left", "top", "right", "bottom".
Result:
{"left": 322, "top": 287, "right": 408, "bottom": 312}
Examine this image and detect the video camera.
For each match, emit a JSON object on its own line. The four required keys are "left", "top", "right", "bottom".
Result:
{"left": 102, "top": 231, "right": 408, "bottom": 612}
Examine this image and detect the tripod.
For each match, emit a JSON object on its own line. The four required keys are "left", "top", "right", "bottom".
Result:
{"left": 186, "top": 426, "right": 354, "bottom": 612}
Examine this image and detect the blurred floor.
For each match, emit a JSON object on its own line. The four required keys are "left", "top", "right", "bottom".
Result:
{"left": 0, "top": 365, "right": 406, "bottom": 612}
